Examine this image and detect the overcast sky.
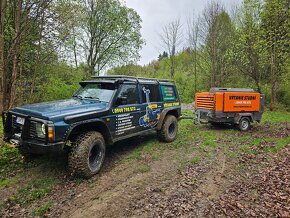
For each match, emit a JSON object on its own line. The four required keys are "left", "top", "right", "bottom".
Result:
{"left": 124, "top": 0, "right": 242, "bottom": 65}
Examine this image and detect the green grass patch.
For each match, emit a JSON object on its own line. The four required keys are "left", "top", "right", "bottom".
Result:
{"left": 263, "top": 111, "right": 290, "bottom": 123}
{"left": 0, "top": 177, "right": 19, "bottom": 188}
{"left": 134, "top": 164, "right": 150, "bottom": 174}
{"left": 7, "top": 177, "right": 59, "bottom": 206}
{"left": 33, "top": 201, "right": 52, "bottom": 217}
{"left": 202, "top": 132, "right": 218, "bottom": 148}
{"left": 170, "top": 119, "right": 194, "bottom": 149}
{"left": 127, "top": 138, "right": 161, "bottom": 161}
{"left": 263, "top": 136, "right": 290, "bottom": 153}
{"left": 190, "top": 156, "right": 201, "bottom": 164}
{"left": 0, "top": 144, "right": 23, "bottom": 178}
{"left": 252, "top": 138, "right": 262, "bottom": 146}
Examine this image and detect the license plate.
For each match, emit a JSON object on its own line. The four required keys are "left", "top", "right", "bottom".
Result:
{"left": 16, "top": 116, "right": 25, "bottom": 125}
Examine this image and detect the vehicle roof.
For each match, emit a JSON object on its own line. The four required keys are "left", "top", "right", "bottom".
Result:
{"left": 88, "top": 75, "right": 176, "bottom": 85}
{"left": 210, "top": 87, "right": 255, "bottom": 93}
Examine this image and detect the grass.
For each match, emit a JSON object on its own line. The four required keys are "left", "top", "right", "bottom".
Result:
{"left": 0, "top": 144, "right": 23, "bottom": 178}
{"left": 33, "top": 201, "right": 52, "bottom": 217}
{"left": 6, "top": 177, "right": 59, "bottom": 207}
{"left": 262, "top": 111, "right": 290, "bottom": 123}
{"left": 190, "top": 156, "right": 201, "bottom": 164}
{"left": 134, "top": 164, "right": 150, "bottom": 174}
{"left": 0, "top": 177, "right": 19, "bottom": 188}
{"left": 126, "top": 138, "right": 161, "bottom": 161}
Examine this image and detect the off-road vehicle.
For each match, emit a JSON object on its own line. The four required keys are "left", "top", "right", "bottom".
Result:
{"left": 3, "top": 76, "right": 181, "bottom": 178}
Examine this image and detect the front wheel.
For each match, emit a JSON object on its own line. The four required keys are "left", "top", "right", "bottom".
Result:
{"left": 238, "top": 117, "right": 251, "bottom": 131}
{"left": 68, "top": 131, "right": 106, "bottom": 178}
{"left": 157, "top": 115, "right": 178, "bottom": 142}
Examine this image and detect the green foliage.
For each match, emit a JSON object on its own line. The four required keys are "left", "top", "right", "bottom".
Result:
{"left": 107, "top": 0, "right": 290, "bottom": 108}
{"left": 81, "top": 0, "right": 144, "bottom": 75}
{"left": 42, "top": 64, "right": 84, "bottom": 101}
{"left": 7, "top": 178, "right": 59, "bottom": 206}
{"left": 262, "top": 111, "right": 290, "bottom": 123}
{"left": 0, "top": 144, "right": 22, "bottom": 178}
{"left": 33, "top": 201, "right": 53, "bottom": 217}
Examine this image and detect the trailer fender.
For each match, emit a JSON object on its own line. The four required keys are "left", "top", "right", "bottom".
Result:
{"left": 234, "top": 113, "right": 253, "bottom": 124}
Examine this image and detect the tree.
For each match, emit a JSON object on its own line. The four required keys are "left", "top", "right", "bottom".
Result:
{"left": 0, "top": 0, "right": 6, "bottom": 112}
{"left": 261, "top": 0, "right": 289, "bottom": 110}
{"left": 201, "top": 2, "right": 234, "bottom": 87}
{"left": 229, "top": 0, "right": 266, "bottom": 93}
{"left": 81, "top": 0, "right": 143, "bottom": 76}
{"left": 0, "top": 0, "right": 79, "bottom": 111}
{"left": 187, "top": 14, "right": 201, "bottom": 93}
{"left": 159, "top": 19, "right": 183, "bottom": 78}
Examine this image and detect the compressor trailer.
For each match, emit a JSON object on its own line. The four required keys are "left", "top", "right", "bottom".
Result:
{"left": 194, "top": 88, "right": 264, "bottom": 131}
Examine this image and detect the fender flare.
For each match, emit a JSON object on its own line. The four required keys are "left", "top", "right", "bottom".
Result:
{"left": 64, "top": 118, "right": 113, "bottom": 144}
{"left": 233, "top": 113, "right": 253, "bottom": 124}
{"left": 157, "top": 108, "right": 180, "bottom": 130}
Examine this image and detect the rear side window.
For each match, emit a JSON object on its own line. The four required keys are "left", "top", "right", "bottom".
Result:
{"left": 161, "top": 85, "right": 177, "bottom": 101}
{"left": 140, "top": 84, "right": 161, "bottom": 103}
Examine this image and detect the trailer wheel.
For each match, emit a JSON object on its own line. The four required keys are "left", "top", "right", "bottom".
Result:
{"left": 157, "top": 115, "right": 178, "bottom": 142}
{"left": 68, "top": 131, "right": 106, "bottom": 178}
{"left": 238, "top": 117, "right": 250, "bottom": 131}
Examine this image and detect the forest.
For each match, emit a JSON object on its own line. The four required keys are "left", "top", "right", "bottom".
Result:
{"left": 0, "top": 0, "right": 289, "bottom": 112}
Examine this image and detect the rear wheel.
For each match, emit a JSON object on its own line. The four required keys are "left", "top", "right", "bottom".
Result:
{"left": 68, "top": 131, "right": 106, "bottom": 178}
{"left": 238, "top": 117, "right": 250, "bottom": 131}
{"left": 157, "top": 115, "right": 178, "bottom": 142}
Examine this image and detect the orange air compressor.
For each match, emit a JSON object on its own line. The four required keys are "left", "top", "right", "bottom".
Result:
{"left": 194, "top": 88, "right": 264, "bottom": 131}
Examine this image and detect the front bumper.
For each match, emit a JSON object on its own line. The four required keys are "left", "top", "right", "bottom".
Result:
{"left": 4, "top": 136, "right": 64, "bottom": 154}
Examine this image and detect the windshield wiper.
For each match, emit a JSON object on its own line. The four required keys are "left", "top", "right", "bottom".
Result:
{"left": 73, "top": 95, "right": 84, "bottom": 99}
{"left": 83, "top": 96, "right": 100, "bottom": 101}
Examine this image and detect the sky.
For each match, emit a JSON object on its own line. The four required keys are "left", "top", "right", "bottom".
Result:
{"left": 124, "top": 0, "right": 242, "bottom": 65}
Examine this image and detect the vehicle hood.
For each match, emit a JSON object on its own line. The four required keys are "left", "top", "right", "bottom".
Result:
{"left": 11, "top": 98, "right": 108, "bottom": 121}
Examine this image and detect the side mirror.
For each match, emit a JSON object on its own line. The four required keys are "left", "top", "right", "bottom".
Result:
{"left": 116, "top": 96, "right": 128, "bottom": 105}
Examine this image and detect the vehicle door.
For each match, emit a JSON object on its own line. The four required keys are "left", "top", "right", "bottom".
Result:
{"left": 138, "top": 83, "right": 163, "bottom": 130}
{"left": 111, "top": 83, "right": 142, "bottom": 138}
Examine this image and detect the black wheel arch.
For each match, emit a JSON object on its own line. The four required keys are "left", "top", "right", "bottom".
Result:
{"left": 65, "top": 120, "right": 113, "bottom": 145}
{"left": 157, "top": 107, "right": 181, "bottom": 130}
{"left": 234, "top": 113, "right": 253, "bottom": 124}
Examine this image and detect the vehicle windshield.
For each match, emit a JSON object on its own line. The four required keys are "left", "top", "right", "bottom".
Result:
{"left": 73, "top": 83, "right": 115, "bottom": 103}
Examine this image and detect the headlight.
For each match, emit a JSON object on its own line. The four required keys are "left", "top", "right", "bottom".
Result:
{"left": 41, "top": 124, "right": 46, "bottom": 135}
{"left": 36, "top": 123, "right": 46, "bottom": 138}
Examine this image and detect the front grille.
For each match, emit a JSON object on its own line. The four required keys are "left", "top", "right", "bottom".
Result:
{"left": 12, "top": 115, "right": 24, "bottom": 134}
{"left": 9, "top": 114, "right": 46, "bottom": 142}
{"left": 29, "top": 121, "right": 37, "bottom": 139}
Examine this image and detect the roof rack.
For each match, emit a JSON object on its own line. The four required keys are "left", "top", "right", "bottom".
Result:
{"left": 91, "top": 75, "right": 174, "bottom": 83}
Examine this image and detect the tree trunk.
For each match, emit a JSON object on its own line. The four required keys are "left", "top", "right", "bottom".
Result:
{"left": 72, "top": 29, "right": 78, "bottom": 68}
{"left": 194, "top": 48, "right": 197, "bottom": 93}
{"left": 269, "top": 46, "right": 277, "bottom": 111}
{"left": 170, "top": 56, "right": 175, "bottom": 78}
{"left": 9, "top": 0, "right": 22, "bottom": 109}
{"left": 0, "top": 0, "right": 6, "bottom": 112}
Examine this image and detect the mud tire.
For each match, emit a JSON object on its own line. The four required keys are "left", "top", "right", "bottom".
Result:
{"left": 68, "top": 131, "right": 106, "bottom": 178}
{"left": 157, "top": 115, "right": 178, "bottom": 142}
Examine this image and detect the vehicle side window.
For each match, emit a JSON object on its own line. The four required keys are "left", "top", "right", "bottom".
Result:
{"left": 160, "top": 85, "right": 177, "bottom": 101}
{"left": 140, "top": 84, "right": 161, "bottom": 103}
{"left": 117, "top": 84, "right": 138, "bottom": 105}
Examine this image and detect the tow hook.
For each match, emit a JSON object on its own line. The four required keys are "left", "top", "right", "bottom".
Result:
{"left": 9, "top": 139, "right": 20, "bottom": 148}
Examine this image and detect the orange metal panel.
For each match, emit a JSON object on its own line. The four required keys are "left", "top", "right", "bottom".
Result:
{"left": 223, "top": 92, "right": 260, "bottom": 112}
{"left": 215, "top": 92, "right": 224, "bottom": 111}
